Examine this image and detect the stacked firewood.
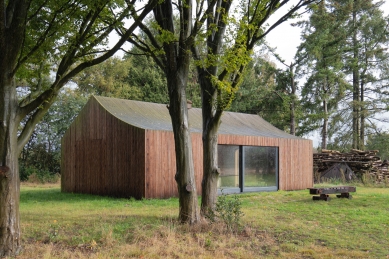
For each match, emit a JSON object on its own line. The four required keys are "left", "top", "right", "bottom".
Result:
{"left": 313, "top": 149, "right": 389, "bottom": 184}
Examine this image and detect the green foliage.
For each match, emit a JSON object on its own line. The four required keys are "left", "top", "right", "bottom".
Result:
{"left": 206, "top": 192, "right": 244, "bottom": 232}
{"left": 19, "top": 89, "right": 87, "bottom": 180}
{"left": 297, "top": 0, "right": 389, "bottom": 148}
{"left": 73, "top": 57, "right": 144, "bottom": 99}
{"left": 366, "top": 132, "right": 389, "bottom": 160}
{"left": 73, "top": 52, "right": 203, "bottom": 107}
{"left": 125, "top": 54, "right": 169, "bottom": 104}
{"left": 230, "top": 54, "right": 302, "bottom": 134}
{"left": 297, "top": 0, "right": 348, "bottom": 142}
{"left": 20, "top": 165, "right": 60, "bottom": 183}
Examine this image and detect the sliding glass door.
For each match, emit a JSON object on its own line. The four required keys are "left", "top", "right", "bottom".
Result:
{"left": 218, "top": 145, "right": 278, "bottom": 193}
{"left": 217, "top": 145, "right": 240, "bottom": 193}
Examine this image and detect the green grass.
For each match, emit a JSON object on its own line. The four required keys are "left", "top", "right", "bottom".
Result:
{"left": 219, "top": 174, "right": 276, "bottom": 188}
{"left": 18, "top": 183, "right": 389, "bottom": 258}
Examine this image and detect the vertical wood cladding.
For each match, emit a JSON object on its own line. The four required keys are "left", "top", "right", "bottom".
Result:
{"left": 61, "top": 97, "right": 145, "bottom": 199}
{"left": 144, "top": 131, "right": 203, "bottom": 198}
{"left": 62, "top": 96, "right": 313, "bottom": 199}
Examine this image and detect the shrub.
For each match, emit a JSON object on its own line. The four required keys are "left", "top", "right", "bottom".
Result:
{"left": 20, "top": 164, "right": 36, "bottom": 181}
{"left": 207, "top": 191, "right": 244, "bottom": 232}
{"left": 20, "top": 165, "right": 60, "bottom": 184}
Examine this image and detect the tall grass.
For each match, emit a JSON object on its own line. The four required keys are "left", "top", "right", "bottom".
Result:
{"left": 18, "top": 184, "right": 389, "bottom": 258}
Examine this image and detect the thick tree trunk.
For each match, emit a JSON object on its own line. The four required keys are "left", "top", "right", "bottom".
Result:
{"left": 153, "top": 0, "right": 200, "bottom": 224}
{"left": 167, "top": 73, "right": 200, "bottom": 224}
{"left": 198, "top": 69, "right": 222, "bottom": 215}
{"left": 0, "top": 79, "right": 22, "bottom": 256}
{"left": 201, "top": 103, "right": 220, "bottom": 215}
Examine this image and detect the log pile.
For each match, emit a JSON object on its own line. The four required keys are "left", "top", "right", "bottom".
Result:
{"left": 313, "top": 149, "right": 389, "bottom": 184}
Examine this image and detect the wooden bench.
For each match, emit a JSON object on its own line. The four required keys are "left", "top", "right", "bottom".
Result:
{"left": 308, "top": 186, "right": 356, "bottom": 201}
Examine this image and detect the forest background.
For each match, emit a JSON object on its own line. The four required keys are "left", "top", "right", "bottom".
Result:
{"left": 20, "top": 0, "right": 389, "bottom": 184}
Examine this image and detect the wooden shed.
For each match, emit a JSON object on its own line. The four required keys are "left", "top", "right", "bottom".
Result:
{"left": 61, "top": 96, "right": 313, "bottom": 199}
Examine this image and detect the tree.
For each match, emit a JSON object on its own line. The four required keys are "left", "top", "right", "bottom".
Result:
{"left": 192, "top": 0, "right": 318, "bottom": 214}
{"left": 265, "top": 44, "right": 308, "bottom": 136}
{"left": 0, "top": 0, "right": 156, "bottom": 256}
{"left": 299, "top": 0, "right": 389, "bottom": 150}
{"left": 230, "top": 54, "right": 300, "bottom": 135}
{"left": 125, "top": 0, "right": 220, "bottom": 223}
{"left": 73, "top": 54, "right": 175, "bottom": 104}
{"left": 297, "top": 0, "right": 348, "bottom": 149}
{"left": 73, "top": 57, "right": 144, "bottom": 99}
{"left": 366, "top": 132, "right": 389, "bottom": 160}
{"left": 20, "top": 89, "right": 87, "bottom": 181}
{"left": 230, "top": 56, "right": 277, "bottom": 113}
{"left": 344, "top": 0, "right": 389, "bottom": 149}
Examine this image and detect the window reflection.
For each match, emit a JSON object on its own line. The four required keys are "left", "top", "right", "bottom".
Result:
{"left": 243, "top": 146, "right": 277, "bottom": 187}
{"left": 217, "top": 145, "right": 239, "bottom": 188}
{"left": 218, "top": 145, "right": 278, "bottom": 192}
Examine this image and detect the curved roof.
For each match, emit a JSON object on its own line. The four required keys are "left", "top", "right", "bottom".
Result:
{"left": 94, "top": 95, "right": 302, "bottom": 139}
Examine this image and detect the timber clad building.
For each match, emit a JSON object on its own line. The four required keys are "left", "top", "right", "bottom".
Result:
{"left": 61, "top": 96, "right": 313, "bottom": 199}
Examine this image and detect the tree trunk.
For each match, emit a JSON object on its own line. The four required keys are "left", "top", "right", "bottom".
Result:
{"left": 167, "top": 72, "right": 200, "bottom": 224}
{"left": 153, "top": 0, "right": 200, "bottom": 224}
{"left": 0, "top": 79, "right": 22, "bottom": 256}
{"left": 290, "top": 66, "right": 296, "bottom": 136}
{"left": 352, "top": 1, "right": 360, "bottom": 149}
{"left": 199, "top": 70, "right": 222, "bottom": 215}
{"left": 360, "top": 78, "right": 365, "bottom": 150}
{"left": 321, "top": 98, "right": 328, "bottom": 150}
{"left": 196, "top": 64, "right": 223, "bottom": 215}
{"left": 201, "top": 127, "right": 220, "bottom": 215}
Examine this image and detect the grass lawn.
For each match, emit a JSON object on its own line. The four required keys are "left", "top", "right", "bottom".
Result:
{"left": 18, "top": 183, "right": 389, "bottom": 258}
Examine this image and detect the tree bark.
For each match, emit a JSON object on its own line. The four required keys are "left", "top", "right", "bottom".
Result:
{"left": 321, "top": 98, "right": 328, "bottom": 150}
{"left": 0, "top": 1, "right": 27, "bottom": 255}
{"left": 352, "top": 1, "right": 360, "bottom": 149}
{"left": 167, "top": 72, "right": 200, "bottom": 224}
{"left": 289, "top": 65, "right": 296, "bottom": 136}
{"left": 198, "top": 69, "right": 222, "bottom": 215}
{"left": 0, "top": 79, "right": 22, "bottom": 257}
{"left": 359, "top": 78, "right": 365, "bottom": 150}
{"left": 153, "top": 0, "right": 200, "bottom": 224}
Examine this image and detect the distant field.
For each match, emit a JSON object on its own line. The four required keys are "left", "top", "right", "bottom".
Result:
{"left": 19, "top": 183, "right": 389, "bottom": 258}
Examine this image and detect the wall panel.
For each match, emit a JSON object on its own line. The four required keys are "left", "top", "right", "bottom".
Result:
{"left": 61, "top": 97, "right": 145, "bottom": 198}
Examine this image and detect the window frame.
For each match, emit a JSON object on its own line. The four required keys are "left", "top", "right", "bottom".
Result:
{"left": 217, "top": 144, "right": 279, "bottom": 194}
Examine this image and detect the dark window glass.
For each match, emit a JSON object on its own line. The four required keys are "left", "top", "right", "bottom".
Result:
{"left": 243, "top": 146, "right": 277, "bottom": 187}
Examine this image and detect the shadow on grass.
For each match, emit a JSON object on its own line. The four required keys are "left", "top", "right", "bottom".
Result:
{"left": 21, "top": 188, "right": 121, "bottom": 203}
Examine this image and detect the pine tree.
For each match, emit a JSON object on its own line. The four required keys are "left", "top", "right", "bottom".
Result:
{"left": 298, "top": 0, "right": 348, "bottom": 149}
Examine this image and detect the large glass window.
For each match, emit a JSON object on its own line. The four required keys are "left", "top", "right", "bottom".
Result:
{"left": 218, "top": 145, "right": 278, "bottom": 193}
{"left": 243, "top": 146, "right": 277, "bottom": 189}
{"left": 217, "top": 145, "right": 240, "bottom": 189}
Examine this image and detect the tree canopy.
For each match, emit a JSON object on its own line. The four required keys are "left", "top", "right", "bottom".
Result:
{"left": 0, "top": 0, "right": 157, "bottom": 255}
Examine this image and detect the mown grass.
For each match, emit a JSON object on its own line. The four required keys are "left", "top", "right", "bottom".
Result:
{"left": 17, "top": 183, "right": 389, "bottom": 258}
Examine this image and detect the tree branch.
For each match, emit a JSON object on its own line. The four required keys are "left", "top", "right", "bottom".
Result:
{"left": 18, "top": 0, "right": 158, "bottom": 121}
